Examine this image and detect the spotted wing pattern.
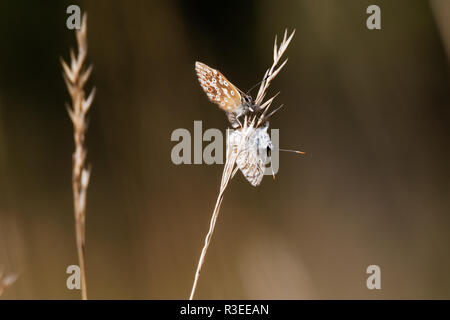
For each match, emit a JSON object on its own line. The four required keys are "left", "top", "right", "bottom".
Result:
{"left": 195, "top": 62, "right": 242, "bottom": 113}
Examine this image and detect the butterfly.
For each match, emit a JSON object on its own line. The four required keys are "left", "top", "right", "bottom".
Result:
{"left": 195, "top": 62, "right": 259, "bottom": 128}
{"left": 227, "top": 124, "right": 273, "bottom": 186}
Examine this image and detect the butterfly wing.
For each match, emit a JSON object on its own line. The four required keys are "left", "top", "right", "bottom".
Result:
{"left": 227, "top": 127, "right": 269, "bottom": 187}
{"left": 195, "top": 62, "right": 243, "bottom": 113}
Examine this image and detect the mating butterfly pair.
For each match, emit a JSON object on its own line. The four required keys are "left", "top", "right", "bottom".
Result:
{"left": 195, "top": 62, "right": 273, "bottom": 186}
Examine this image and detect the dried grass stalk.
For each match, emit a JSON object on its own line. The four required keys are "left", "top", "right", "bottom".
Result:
{"left": 189, "top": 29, "right": 295, "bottom": 299}
{"left": 61, "top": 14, "right": 95, "bottom": 300}
{"left": 255, "top": 29, "right": 295, "bottom": 107}
{"left": 189, "top": 118, "right": 254, "bottom": 300}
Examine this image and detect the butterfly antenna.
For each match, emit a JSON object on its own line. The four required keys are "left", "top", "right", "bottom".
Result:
{"left": 246, "top": 74, "right": 270, "bottom": 96}
{"left": 279, "top": 148, "right": 306, "bottom": 155}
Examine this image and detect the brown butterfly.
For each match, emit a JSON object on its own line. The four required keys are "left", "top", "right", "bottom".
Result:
{"left": 195, "top": 62, "right": 258, "bottom": 128}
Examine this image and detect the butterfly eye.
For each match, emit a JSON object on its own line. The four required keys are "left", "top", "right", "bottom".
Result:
{"left": 266, "top": 146, "right": 272, "bottom": 157}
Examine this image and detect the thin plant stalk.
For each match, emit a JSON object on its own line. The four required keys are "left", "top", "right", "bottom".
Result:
{"left": 189, "top": 119, "right": 253, "bottom": 300}
{"left": 189, "top": 29, "right": 295, "bottom": 299}
{"left": 61, "top": 14, "right": 95, "bottom": 300}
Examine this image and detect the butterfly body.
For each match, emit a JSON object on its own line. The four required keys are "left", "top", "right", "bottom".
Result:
{"left": 195, "top": 62, "right": 258, "bottom": 128}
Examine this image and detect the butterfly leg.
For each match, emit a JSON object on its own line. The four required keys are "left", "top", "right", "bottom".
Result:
{"left": 235, "top": 108, "right": 248, "bottom": 128}
{"left": 227, "top": 112, "right": 241, "bottom": 128}
{"left": 250, "top": 104, "right": 261, "bottom": 113}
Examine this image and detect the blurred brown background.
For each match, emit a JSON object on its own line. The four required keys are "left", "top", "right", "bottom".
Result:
{"left": 0, "top": 0, "right": 449, "bottom": 299}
